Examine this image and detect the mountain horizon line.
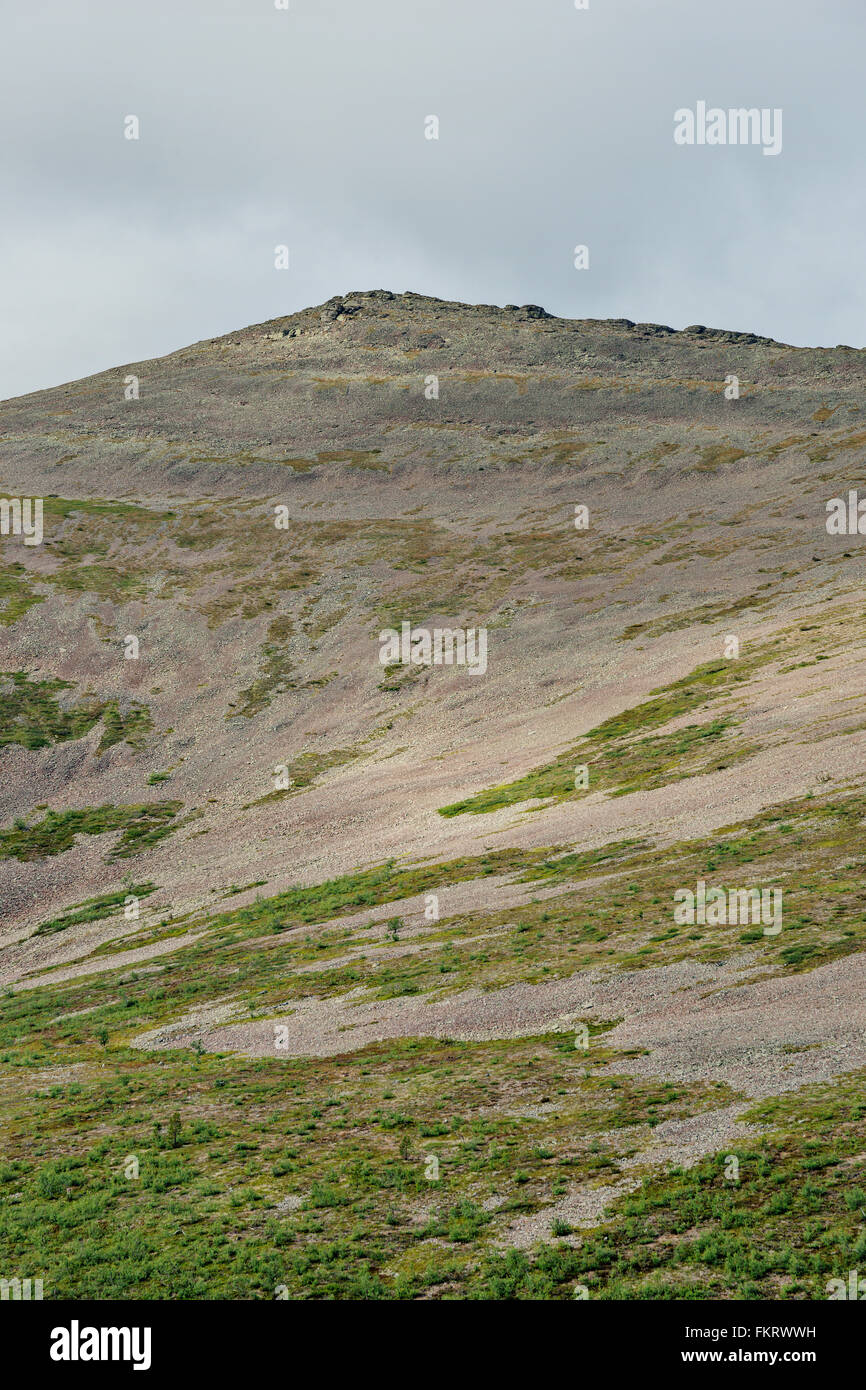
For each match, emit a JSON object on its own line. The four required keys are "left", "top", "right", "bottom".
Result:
{"left": 6, "top": 288, "right": 865, "bottom": 404}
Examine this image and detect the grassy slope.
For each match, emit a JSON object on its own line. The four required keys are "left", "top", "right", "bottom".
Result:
{"left": 3, "top": 787, "right": 866, "bottom": 1297}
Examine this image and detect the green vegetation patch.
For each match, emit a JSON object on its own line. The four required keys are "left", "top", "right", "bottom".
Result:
{"left": 439, "top": 658, "right": 763, "bottom": 817}
{"left": 0, "top": 1021, "right": 735, "bottom": 1300}
{"left": 0, "top": 803, "right": 184, "bottom": 862}
{"left": 0, "top": 670, "right": 152, "bottom": 753}
{"left": 245, "top": 746, "right": 369, "bottom": 806}
{"left": 97, "top": 701, "right": 153, "bottom": 753}
{"left": 33, "top": 884, "right": 158, "bottom": 937}
{"left": 252, "top": 848, "right": 552, "bottom": 935}
{"left": 233, "top": 615, "right": 295, "bottom": 718}
{"left": 0, "top": 563, "right": 45, "bottom": 626}
{"left": 472, "top": 1069, "right": 866, "bottom": 1299}
{"left": 0, "top": 672, "right": 103, "bottom": 749}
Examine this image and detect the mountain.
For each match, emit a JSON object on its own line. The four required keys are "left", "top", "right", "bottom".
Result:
{"left": 1, "top": 291, "right": 865, "bottom": 1299}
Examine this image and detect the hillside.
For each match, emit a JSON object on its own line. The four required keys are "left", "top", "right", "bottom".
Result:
{"left": 1, "top": 291, "right": 866, "bottom": 1299}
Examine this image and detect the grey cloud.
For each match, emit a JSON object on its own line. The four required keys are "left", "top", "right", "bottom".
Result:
{"left": 2, "top": 0, "right": 864, "bottom": 398}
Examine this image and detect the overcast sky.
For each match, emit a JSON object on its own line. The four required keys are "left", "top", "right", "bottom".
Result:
{"left": 2, "top": 0, "right": 864, "bottom": 399}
